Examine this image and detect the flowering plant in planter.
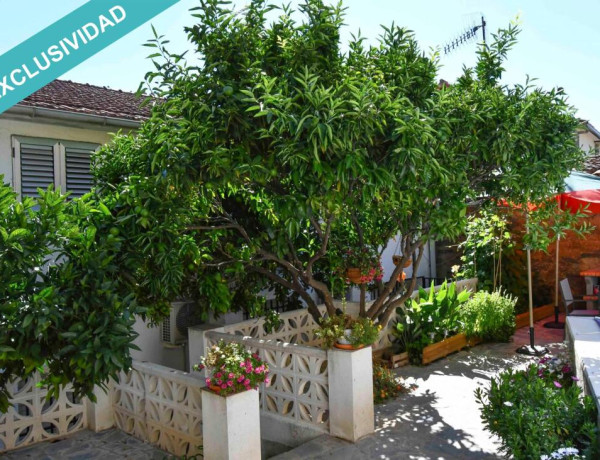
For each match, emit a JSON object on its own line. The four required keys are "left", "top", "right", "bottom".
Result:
{"left": 315, "top": 314, "right": 380, "bottom": 349}
{"left": 194, "top": 340, "right": 269, "bottom": 395}
{"left": 342, "top": 247, "right": 383, "bottom": 284}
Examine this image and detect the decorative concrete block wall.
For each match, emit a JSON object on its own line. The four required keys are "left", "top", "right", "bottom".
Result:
{"left": 112, "top": 361, "right": 203, "bottom": 456}
{"left": 0, "top": 373, "right": 86, "bottom": 452}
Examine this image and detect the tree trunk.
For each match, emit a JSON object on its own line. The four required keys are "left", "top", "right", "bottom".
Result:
{"left": 359, "top": 284, "right": 366, "bottom": 317}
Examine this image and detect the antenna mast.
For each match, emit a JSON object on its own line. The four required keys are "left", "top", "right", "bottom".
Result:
{"left": 442, "top": 15, "right": 486, "bottom": 56}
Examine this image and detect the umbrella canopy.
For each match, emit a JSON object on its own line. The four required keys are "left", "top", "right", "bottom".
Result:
{"left": 560, "top": 171, "right": 600, "bottom": 213}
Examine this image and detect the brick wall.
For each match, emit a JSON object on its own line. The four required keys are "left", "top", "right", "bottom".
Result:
{"left": 524, "top": 214, "right": 600, "bottom": 306}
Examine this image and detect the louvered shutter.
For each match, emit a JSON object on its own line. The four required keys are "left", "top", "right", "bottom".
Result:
{"left": 65, "top": 146, "right": 93, "bottom": 198}
{"left": 19, "top": 143, "right": 55, "bottom": 197}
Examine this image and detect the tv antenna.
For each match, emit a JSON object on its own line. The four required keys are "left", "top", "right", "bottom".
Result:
{"left": 442, "top": 15, "right": 486, "bottom": 55}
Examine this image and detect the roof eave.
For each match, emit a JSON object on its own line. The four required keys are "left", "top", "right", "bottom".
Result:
{"left": 586, "top": 122, "right": 600, "bottom": 141}
{"left": 2, "top": 104, "right": 144, "bottom": 128}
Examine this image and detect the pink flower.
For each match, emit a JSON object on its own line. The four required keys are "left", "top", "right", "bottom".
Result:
{"left": 220, "top": 384, "right": 227, "bottom": 389}
{"left": 238, "top": 376, "right": 245, "bottom": 383}
{"left": 205, "top": 378, "right": 211, "bottom": 386}
{"left": 216, "top": 379, "right": 222, "bottom": 385}
{"left": 252, "top": 353, "right": 259, "bottom": 359}
{"left": 572, "top": 376, "right": 580, "bottom": 381}
{"left": 215, "top": 372, "right": 222, "bottom": 379}
{"left": 553, "top": 381, "right": 562, "bottom": 388}
{"left": 240, "top": 362, "right": 245, "bottom": 368}
{"left": 244, "top": 379, "right": 250, "bottom": 385}
{"left": 265, "top": 378, "right": 270, "bottom": 385}
{"left": 227, "top": 380, "right": 233, "bottom": 387}
{"left": 228, "top": 373, "right": 234, "bottom": 379}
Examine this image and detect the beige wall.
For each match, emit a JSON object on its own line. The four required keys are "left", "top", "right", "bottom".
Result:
{"left": 0, "top": 116, "right": 120, "bottom": 187}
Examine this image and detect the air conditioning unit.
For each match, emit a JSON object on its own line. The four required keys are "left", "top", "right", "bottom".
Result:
{"left": 161, "top": 301, "right": 195, "bottom": 346}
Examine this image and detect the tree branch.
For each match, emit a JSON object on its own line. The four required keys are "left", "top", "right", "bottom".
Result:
{"left": 248, "top": 266, "right": 321, "bottom": 319}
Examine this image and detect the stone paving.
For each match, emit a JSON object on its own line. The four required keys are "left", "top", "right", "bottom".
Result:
{"left": 1, "top": 428, "right": 172, "bottom": 460}
{"left": 272, "top": 314, "right": 566, "bottom": 460}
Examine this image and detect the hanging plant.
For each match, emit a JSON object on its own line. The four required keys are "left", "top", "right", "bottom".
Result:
{"left": 342, "top": 247, "right": 383, "bottom": 284}
{"left": 392, "top": 255, "right": 412, "bottom": 268}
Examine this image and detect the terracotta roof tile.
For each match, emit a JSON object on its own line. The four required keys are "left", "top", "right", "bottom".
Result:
{"left": 584, "top": 155, "right": 600, "bottom": 177}
{"left": 18, "top": 79, "right": 151, "bottom": 122}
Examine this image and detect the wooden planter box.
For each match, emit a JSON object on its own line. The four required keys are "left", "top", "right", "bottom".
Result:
{"left": 421, "top": 333, "right": 482, "bottom": 365}
{"left": 373, "top": 348, "right": 409, "bottom": 368}
{"left": 514, "top": 304, "right": 556, "bottom": 329}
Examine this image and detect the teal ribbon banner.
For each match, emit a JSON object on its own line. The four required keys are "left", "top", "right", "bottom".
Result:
{"left": 0, "top": 0, "right": 181, "bottom": 114}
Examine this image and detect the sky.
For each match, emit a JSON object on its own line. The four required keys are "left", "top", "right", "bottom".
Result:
{"left": 1, "top": 0, "right": 599, "bottom": 125}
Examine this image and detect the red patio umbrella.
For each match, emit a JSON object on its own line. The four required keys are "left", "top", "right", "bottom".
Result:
{"left": 544, "top": 171, "right": 600, "bottom": 329}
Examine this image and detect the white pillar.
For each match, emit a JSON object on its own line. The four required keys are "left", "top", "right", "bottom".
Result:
{"left": 201, "top": 388, "right": 261, "bottom": 460}
{"left": 328, "top": 346, "right": 375, "bottom": 442}
{"left": 86, "top": 384, "right": 114, "bottom": 432}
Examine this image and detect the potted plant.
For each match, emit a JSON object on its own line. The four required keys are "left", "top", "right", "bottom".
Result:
{"left": 194, "top": 340, "right": 269, "bottom": 394}
{"left": 198, "top": 340, "right": 267, "bottom": 460}
{"left": 316, "top": 314, "right": 380, "bottom": 350}
{"left": 392, "top": 255, "right": 412, "bottom": 268}
{"left": 397, "top": 270, "right": 407, "bottom": 283}
{"left": 343, "top": 247, "right": 384, "bottom": 284}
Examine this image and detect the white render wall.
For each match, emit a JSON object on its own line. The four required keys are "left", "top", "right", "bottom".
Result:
{"left": 579, "top": 130, "right": 599, "bottom": 155}
{"left": 131, "top": 317, "right": 187, "bottom": 370}
{"left": 0, "top": 115, "right": 118, "bottom": 187}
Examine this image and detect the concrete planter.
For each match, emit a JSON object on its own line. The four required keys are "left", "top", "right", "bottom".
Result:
{"left": 328, "top": 346, "right": 375, "bottom": 442}
{"left": 201, "top": 388, "right": 261, "bottom": 460}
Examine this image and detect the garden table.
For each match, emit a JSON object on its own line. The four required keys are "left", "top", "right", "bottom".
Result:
{"left": 579, "top": 267, "right": 600, "bottom": 309}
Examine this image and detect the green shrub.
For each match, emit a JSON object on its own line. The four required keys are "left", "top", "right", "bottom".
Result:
{"left": 475, "top": 359, "right": 598, "bottom": 459}
{"left": 461, "top": 290, "right": 516, "bottom": 342}
{"left": 393, "top": 281, "right": 471, "bottom": 363}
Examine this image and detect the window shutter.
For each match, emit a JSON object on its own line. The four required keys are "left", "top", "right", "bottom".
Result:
{"left": 65, "top": 147, "right": 93, "bottom": 198}
{"left": 19, "top": 143, "right": 54, "bottom": 197}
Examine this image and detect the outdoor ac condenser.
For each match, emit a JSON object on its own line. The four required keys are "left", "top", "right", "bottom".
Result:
{"left": 161, "top": 301, "right": 190, "bottom": 346}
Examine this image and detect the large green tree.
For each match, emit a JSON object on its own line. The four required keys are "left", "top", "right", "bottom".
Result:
{"left": 0, "top": 0, "right": 586, "bottom": 411}
{"left": 93, "top": 0, "right": 584, "bottom": 327}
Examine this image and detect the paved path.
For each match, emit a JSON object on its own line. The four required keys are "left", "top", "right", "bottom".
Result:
{"left": 273, "top": 315, "right": 565, "bottom": 460}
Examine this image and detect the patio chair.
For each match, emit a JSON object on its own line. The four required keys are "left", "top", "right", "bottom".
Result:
{"left": 559, "top": 278, "right": 600, "bottom": 316}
